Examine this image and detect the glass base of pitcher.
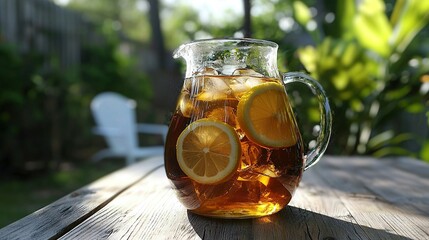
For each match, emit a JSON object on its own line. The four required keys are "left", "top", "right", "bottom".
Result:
{"left": 190, "top": 202, "right": 285, "bottom": 219}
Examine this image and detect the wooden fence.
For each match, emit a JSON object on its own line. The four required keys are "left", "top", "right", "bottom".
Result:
{"left": 0, "top": 0, "right": 176, "bottom": 109}
{"left": 0, "top": 0, "right": 102, "bottom": 70}
{"left": 0, "top": 0, "right": 164, "bottom": 71}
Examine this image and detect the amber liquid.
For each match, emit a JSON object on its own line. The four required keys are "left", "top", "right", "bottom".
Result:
{"left": 165, "top": 75, "right": 304, "bottom": 218}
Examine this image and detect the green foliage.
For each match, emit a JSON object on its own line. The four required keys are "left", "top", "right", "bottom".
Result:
{"left": 390, "top": 0, "right": 429, "bottom": 53}
{"left": 298, "top": 38, "right": 378, "bottom": 103}
{"left": 162, "top": 4, "right": 204, "bottom": 49}
{"left": 293, "top": 0, "right": 429, "bottom": 157}
{"left": 0, "top": 31, "right": 152, "bottom": 173}
{"left": 353, "top": 0, "right": 392, "bottom": 57}
{"left": 0, "top": 43, "right": 47, "bottom": 170}
{"left": 162, "top": 3, "right": 245, "bottom": 50}
{"left": 80, "top": 38, "right": 152, "bottom": 101}
{"left": 293, "top": 1, "right": 312, "bottom": 26}
{"left": 422, "top": 139, "right": 429, "bottom": 163}
{"left": 67, "top": 0, "right": 151, "bottom": 43}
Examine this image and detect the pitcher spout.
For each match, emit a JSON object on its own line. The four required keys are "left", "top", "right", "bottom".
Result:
{"left": 173, "top": 42, "right": 188, "bottom": 59}
{"left": 172, "top": 38, "right": 280, "bottom": 78}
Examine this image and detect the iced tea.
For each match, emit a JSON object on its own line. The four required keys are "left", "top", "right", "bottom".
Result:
{"left": 164, "top": 71, "right": 304, "bottom": 218}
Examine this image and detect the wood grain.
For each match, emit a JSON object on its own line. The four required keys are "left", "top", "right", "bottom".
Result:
{"left": 59, "top": 156, "right": 429, "bottom": 240}
{"left": 292, "top": 156, "right": 429, "bottom": 240}
{"left": 0, "top": 157, "right": 164, "bottom": 240}
{"left": 1, "top": 156, "right": 429, "bottom": 239}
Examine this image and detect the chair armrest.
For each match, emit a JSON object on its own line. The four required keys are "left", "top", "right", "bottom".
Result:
{"left": 136, "top": 123, "right": 168, "bottom": 135}
{"left": 136, "top": 123, "right": 169, "bottom": 143}
{"left": 92, "top": 126, "right": 123, "bottom": 136}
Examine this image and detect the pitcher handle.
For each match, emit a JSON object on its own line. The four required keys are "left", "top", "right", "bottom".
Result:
{"left": 283, "top": 72, "right": 332, "bottom": 170}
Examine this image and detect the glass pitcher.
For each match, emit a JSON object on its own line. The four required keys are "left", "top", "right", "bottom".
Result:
{"left": 164, "top": 38, "right": 332, "bottom": 218}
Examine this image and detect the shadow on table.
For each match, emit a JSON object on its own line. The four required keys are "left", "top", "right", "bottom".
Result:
{"left": 187, "top": 206, "right": 411, "bottom": 240}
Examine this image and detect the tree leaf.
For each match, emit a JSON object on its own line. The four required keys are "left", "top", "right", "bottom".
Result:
{"left": 390, "top": 0, "right": 429, "bottom": 54}
{"left": 369, "top": 131, "right": 414, "bottom": 150}
{"left": 368, "top": 130, "right": 394, "bottom": 150}
{"left": 336, "top": 0, "right": 356, "bottom": 40}
{"left": 331, "top": 72, "right": 349, "bottom": 91}
{"left": 421, "top": 140, "right": 429, "bottom": 162}
{"left": 353, "top": 0, "right": 392, "bottom": 57}
{"left": 373, "top": 147, "right": 415, "bottom": 158}
{"left": 385, "top": 86, "right": 412, "bottom": 101}
{"left": 293, "top": 1, "right": 311, "bottom": 27}
{"left": 297, "top": 46, "right": 317, "bottom": 73}
{"left": 405, "top": 102, "right": 424, "bottom": 113}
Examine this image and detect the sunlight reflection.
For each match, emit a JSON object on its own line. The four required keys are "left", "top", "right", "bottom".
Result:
{"left": 90, "top": 157, "right": 164, "bottom": 188}
{"left": 256, "top": 216, "right": 273, "bottom": 224}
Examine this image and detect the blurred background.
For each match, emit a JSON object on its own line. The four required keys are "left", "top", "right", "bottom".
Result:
{"left": 0, "top": 0, "right": 428, "bottom": 227}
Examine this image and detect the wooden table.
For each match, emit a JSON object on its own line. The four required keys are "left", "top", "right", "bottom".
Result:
{"left": 1, "top": 156, "right": 428, "bottom": 239}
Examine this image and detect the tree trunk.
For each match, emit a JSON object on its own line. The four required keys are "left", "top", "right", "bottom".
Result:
{"left": 147, "top": 0, "right": 166, "bottom": 68}
{"left": 243, "top": 0, "right": 252, "bottom": 37}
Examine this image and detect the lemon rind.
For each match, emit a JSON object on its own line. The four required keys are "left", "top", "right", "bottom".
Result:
{"left": 176, "top": 119, "right": 241, "bottom": 184}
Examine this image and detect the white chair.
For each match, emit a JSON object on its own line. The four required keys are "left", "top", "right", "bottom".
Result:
{"left": 90, "top": 92, "right": 168, "bottom": 165}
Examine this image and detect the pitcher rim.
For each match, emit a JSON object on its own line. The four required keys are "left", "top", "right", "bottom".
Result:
{"left": 173, "top": 38, "right": 278, "bottom": 59}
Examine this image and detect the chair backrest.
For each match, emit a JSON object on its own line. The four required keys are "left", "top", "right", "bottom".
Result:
{"left": 91, "top": 92, "right": 138, "bottom": 153}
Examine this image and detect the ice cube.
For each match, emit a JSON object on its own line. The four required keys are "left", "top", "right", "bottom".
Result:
{"left": 240, "top": 140, "right": 267, "bottom": 168}
{"left": 193, "top": 173, "right": 237, "bottom": 201}
{"left": 250, "top": 164, "right": 281, "bottom": 178}
{"left": 183, "top": 76, "right": 204, "bottom": 98}
{"left": 245, "top": 77, "right": 265, "bottom": 88}
{"left": 221, "top": 64, "right": 244, "bottom": 75}
{"left": 238, "top": 141, "right": 284, "bottom": 179}
{"left": 195, "top": 67, "right": 219, "bottom": 76}
{"left": 227, "top": 180, "right": 266, "bottom": 203}
{"left": 232, "top": 68, "right": 264, "bottom": 77}
{"left": 238, "top": 168, "right": 271, "bottom": 186}
{"left": 229, "top": 76, "right": 266, "bottom": 99}
{"left": 196, "top": 76, "right": 232, "bottom": 101}
{"left": 178, "top": 92, "right": 194, "bottom": 118}
{"left": 182, "top": 77, "right": 192, "bottom": 94}
{"left": 205, "top": 76, "right": 230, "bottom": 91}
{"left": 206, "top": 106, "right": 237, "bottom": 128}
{"left": 229, "top": 81, "right": 250, "bottom": 99}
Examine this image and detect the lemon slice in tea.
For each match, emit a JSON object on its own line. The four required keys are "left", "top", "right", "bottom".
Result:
{"left": 176, "top": 119, "right": 241, "bottom": 184}
{"left": 237, "top": 82, "right": 297, "bottom": 148}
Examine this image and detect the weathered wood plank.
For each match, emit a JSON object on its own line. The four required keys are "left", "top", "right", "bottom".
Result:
{"left": 2, "top": 156, "right": 428, "bottom": 239}
{"left": 59, "top": 156, "right": 429, "bottom": 239}
{"left": 59, "top": 164, "right": 200, "bottom": 240}
{"left": 0, "top": 156, "right": 164, "bottom": 240}
{"left": 308, "top": 156, "right": 429, "bottom": 239}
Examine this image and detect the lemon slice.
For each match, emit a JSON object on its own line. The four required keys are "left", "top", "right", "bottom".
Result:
{"left": 176, "top": 119, "right": 241, "bottom": 184}
{"left": 237, "top": 82, "right": 297, "bottom": 148}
